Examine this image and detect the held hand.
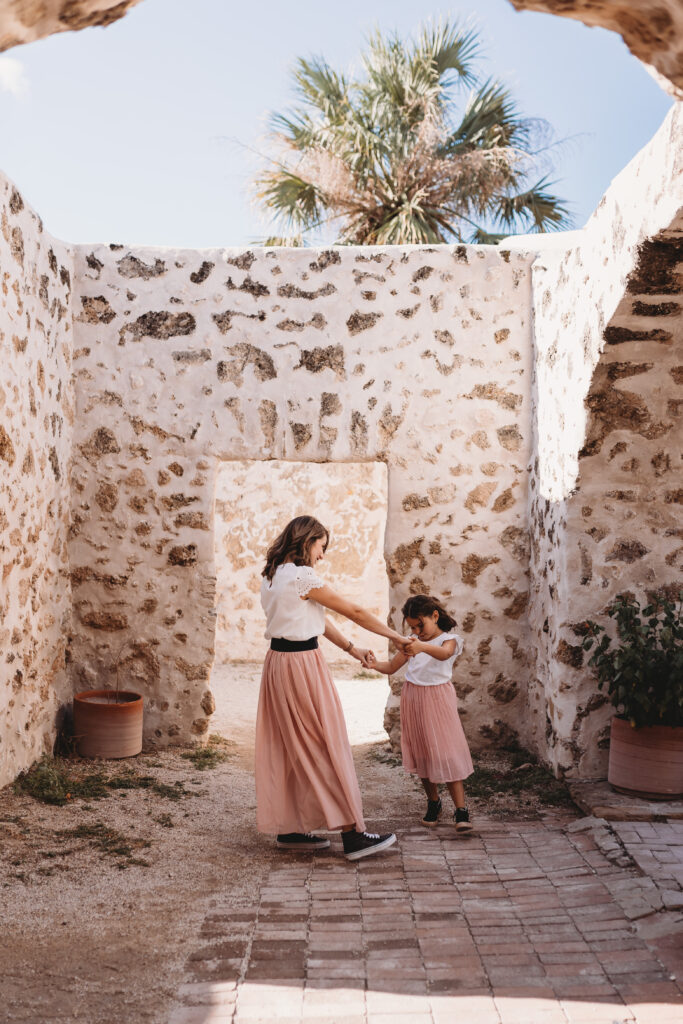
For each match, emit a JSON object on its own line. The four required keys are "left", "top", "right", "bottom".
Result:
{"left": 394, "top": 634, "right": 415, "bottom": 655}
{"left": 403, "top": 637, "right": 423, "bottom": 657}
{"left": 353, "top": 647, "right": 375, "bottom": 669}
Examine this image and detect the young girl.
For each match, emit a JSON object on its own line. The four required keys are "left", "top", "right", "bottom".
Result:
{"left": 369, "top": 594, "right": 474, "bottom": 832}
{"left": 256, "top": 515, "right": 411, "bottom": 860}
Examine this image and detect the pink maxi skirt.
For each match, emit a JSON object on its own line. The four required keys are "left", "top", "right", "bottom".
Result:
{"left": 401, "top": 680, "right": 474, "bottom": 783}
{"left": 255, "top": 647, "right": 365, "bottom": 835}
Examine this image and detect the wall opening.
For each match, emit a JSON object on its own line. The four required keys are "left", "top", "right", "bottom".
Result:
{"left": 209, "top": 459, "right": 390, "bottom": 752}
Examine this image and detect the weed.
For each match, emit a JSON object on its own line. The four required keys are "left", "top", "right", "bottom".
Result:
{"left": 57, "top": 821, "right": 151, "bottom": 868}
{"left": 154, "top": 813, "right": 174, "bottom": 828}
{"left": 107, "top": 770, "right": 156, "bottom": 791}
{"left": 370, "top": 744, "right": 402, "bottom": 769}
{"left": 181, "top": 734, "right": 234, "bottom": 771}
{"left": 464, "top": 761, "right": 575, "bottom": 808}
{"left": 14, "top": 759, "right": 108, "bottom": 805}
{"left": 151, "top": 780, "right": 188, "bottom": 801}
{"left": 15, "top": 757, "right": 192, "bottom": 806}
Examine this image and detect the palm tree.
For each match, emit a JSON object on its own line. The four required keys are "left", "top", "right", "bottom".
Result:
{"left": 254, "top": 20, "right": 572, "bottom": 245}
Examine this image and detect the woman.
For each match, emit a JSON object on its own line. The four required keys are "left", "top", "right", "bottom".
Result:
{"left": 256, "top": 515, "right": 408, "bottom": 860}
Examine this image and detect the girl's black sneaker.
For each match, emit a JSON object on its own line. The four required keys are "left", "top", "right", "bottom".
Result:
{"left": 421, "top": 798, "right": 442, "bottom": 828}
{"left": 342, "top": 829, "right": 397, "bottom": 861}
{"left": 454, "top": 807, "right": 473, "bottom": 834}
{"left": 276, "top": 832, "right": 331, "bottom": 850}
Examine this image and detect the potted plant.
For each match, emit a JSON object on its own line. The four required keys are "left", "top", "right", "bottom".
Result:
{"left": 73, "top": 640, "right": 144, "bottom": 759}
{"left": 582, "top": 590, "right": 683, "bottom": 799}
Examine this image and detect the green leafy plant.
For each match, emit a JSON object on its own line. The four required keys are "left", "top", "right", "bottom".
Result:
{"left": 581, "top": 591, "right": 683, "bottom": 729}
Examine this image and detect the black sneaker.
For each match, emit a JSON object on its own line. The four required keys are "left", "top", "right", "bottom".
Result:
{"left": 454, "top": 807, "right": 474, "bottom": 834}
{"left": 276, "top": 832, "right": 331, "bottom": 851}
{"left": 342, "top": 829, "right": 397, "bottom": 861}
{"left": 422, "top": 798, "right": 442, "bottom": 828}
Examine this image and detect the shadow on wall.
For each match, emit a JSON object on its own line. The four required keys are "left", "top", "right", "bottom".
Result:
{"left": 212, "top": 460, "right": 389, "bottom": 662}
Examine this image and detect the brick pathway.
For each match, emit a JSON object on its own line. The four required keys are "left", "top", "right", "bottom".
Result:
{"left": 169, "top": 818, "right": 683, "bottom": 1024}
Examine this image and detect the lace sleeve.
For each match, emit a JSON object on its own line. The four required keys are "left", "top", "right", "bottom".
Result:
{"left": 295, "top": 566, "right": 325, "bottom": 598}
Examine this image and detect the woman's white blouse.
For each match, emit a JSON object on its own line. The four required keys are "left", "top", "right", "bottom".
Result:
{"left": 404, "top": 631, "right": 464, "bottom": 687}
{"left": 260, "top": 563, "right": 326, "bottom": 641}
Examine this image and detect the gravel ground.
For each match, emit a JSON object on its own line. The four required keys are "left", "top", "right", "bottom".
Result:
{"left": 0, "top": 662, "right": 575, "bottom": 1024}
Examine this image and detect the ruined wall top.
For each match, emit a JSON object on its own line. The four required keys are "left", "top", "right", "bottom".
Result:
{"left": 0, "top": 0, "right": 141, "bottom": 52}
{"left": 0, "top": 2, "right": 680, "bottom": 98}
{"left": 508, "top": 0, "right": 683, "bottom": 98}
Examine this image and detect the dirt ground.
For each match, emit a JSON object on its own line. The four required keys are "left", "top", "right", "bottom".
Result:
{"left": 0, "top": 663, "right": 577, "bottom": 1024}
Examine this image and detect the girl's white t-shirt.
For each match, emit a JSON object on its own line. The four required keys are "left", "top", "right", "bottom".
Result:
{"left": 260, "top": 562, "right": 326, "bottom": 641}
{"left": 404, "top": 631, "right": 464, "bottom": 687}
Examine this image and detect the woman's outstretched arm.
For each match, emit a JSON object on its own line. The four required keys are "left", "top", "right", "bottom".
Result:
{"left": 323, "top": 617, "right": 374, "bottom": 667}
{"left": 305, "top": 584, "right": 409, "bottom": 650}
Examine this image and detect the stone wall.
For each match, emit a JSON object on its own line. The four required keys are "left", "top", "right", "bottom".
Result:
{"left": 214, "top": 460, "right": 388, "bottom": 662}
{"left": 524, "top": 103, "right": 683, "bottom": 777}
{"left": 0, "top": 177, "right": 74, "bottom": 787}
{"left": 0, "top": 103, "right": 680, "bottom": 785}
{"left": 66, "top": 241, "right": 536, "bottom": 750}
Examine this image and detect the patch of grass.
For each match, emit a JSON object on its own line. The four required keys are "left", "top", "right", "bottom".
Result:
{"left": 56, "top": 821, "right": 151, "bottom": 868}
{"left": 466, "top": 760, "right": 575, "bottom": 808}
{"left": 14, "top": 759, "right": 109, "bottom": 805}
{"left": 353, "top": 669, "right": 382, "bottom": 679}
{"left": 370, "top": 743, "right": 402, "bottom": 768}
{"left": 15, "top": 757, "right": 193, "bottom": 806}
{"left": 154, "top": 813, "right": 174, "bottom": 828}
{"left": 151, "top": 780, "right": 189, "bottom": 801}
{"left": 181, "top": 734, "right": 234, "bottom": 771}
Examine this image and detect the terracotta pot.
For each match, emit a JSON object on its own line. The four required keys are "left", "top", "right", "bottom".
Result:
{"left": 73, "top": 690, "right": 143, "bottom": 759}
{"left": 608, "top": 716, "right": 683, "bottom": 799}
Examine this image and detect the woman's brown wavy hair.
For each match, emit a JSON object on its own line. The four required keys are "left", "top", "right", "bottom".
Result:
{"left": 262, "top": 515, "right": 329, "bottom": 582}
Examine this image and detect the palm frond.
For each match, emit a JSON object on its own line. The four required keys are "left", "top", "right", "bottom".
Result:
{"left": 494, "top": 176, "right": 573, "bottom": 232}
{"left": 445, "top": 79, "right": 528, "bottom": 153}
{"left": 255, "top": 168, "right": 326, "bottom": 231}
{"left": 260, "top": 235, "right": 307, "bottom": 247}
{"left": 417, "top": 19, "right": 480, "bottom": 88}
{"left": 293, "top": 57, "right": 349, "bottom": 119}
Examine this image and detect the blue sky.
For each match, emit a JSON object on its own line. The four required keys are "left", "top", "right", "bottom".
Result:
{"left": 0, "top": 0, "right": 672, "bottom": 248}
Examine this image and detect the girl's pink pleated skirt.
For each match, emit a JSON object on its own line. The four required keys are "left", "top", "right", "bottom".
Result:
{"left": 400, "top": 680, "right": 474, "bottom": 783}
{"left": 255, "top": 648, "right": 365, "bottom": 835}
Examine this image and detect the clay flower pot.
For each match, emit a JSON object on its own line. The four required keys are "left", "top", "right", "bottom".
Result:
{"left": 73, "top": 690, "right": 143, "bottom": 759}
{"left": 608, "top": 716, "right": 683, "bottom": 799}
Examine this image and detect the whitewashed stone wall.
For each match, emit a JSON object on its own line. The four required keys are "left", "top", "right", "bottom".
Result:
{"left": 66, "top": 241, "right": 535, "bottom": 749}
{"left": 0, "top": 178, "right": 74, "bottom": 786}
{"left": 523, "top": 103, "right": 683, "bottom": 777}
{"left": 214, "top": 460, "right": 388, "bottom": 662}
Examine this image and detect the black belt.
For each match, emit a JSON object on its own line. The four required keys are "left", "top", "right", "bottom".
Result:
{"left": 270, "top": 637, "right": 319, "bottom": 652}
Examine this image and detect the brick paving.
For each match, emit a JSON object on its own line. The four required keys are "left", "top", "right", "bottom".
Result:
{"left": 169, "top": 818, "right": 683, "bottom": 1024}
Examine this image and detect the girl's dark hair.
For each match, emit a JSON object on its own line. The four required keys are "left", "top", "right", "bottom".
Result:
{"left": 262, "top": 516, "right": 329, "bottom": 582}
{"left": 401, "top": 594, "right": 457, "bottom": 632}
